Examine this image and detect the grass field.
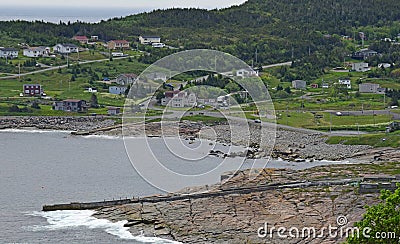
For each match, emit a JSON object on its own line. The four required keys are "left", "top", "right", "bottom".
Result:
{"left": 0, "top": 57, "right": 148, "bottom": 110}
{"left": 275, "top": 111, "right": 393, "bottom": 131}
{"left": 272, "top": 94, "right": 387, "bottom": 111}
{"left": 327, "top": 131, "right": 400, "bottom": 148}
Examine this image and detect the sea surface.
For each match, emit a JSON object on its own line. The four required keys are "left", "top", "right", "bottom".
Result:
{"left": 0, "top": 130, "right": 348, "bottom": 243}
{"left": 0, "top": 7, "right": 149, "bottom": 23}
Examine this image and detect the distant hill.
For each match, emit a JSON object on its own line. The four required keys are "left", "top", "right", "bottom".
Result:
{"left": 1, "top": 0, "right": 400, "bottom": 64}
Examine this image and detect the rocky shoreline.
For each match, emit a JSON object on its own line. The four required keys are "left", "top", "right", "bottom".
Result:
{"left": 0, "top": 116, "right": 116, "bottom": 131}
{"left": 1, "top": 116, "right": 396, "bottom": 162}
{"left": 98, "top": 121, "right": 374, "bottom": 162}
{"left": 93, "top": 162, "right": 400, "bottom": 243}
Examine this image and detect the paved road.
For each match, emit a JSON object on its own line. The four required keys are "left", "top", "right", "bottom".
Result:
{"left": 0, "top": 55, "right": 135, "bottom": 80}
{"left": 262, "top": 61, "right": 292, "bottom": 69}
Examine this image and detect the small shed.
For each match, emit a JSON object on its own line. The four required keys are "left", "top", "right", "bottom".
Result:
{"left": 108, "top": 107, "right": 121, "bottom": 116}
{"left": 292, "top": 80, "right": 307, "bottom": 89}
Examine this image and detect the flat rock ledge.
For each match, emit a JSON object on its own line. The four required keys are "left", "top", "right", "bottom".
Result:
{"left": 94, "top": 165, "right": 393, "bottom": 243}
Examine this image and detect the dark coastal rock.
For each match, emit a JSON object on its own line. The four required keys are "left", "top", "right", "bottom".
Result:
{"left": 0, "top": 116, "right": 115, "bottom": 132}
{"left": 92, "top": 165, "right": 398, "bottom": 243}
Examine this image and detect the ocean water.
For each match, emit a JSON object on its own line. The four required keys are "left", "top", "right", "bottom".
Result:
{"left": 0, "top": 7, "right": 149, "bottom": 23}
{"left": 0, "top": 130, "right": 347, "bottom": 243}
{"left": 0, "top": 130, "right": 255, "bottom": 243}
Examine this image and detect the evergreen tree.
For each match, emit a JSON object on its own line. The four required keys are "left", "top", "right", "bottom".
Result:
{"left": 90, "top": 93, "right": 99, "bottom": 108}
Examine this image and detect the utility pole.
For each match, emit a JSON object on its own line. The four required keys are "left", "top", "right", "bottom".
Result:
{"left": 384, "top": 93, "right": 386, "bottom": 108}
{"left": 373, "top": 110, "right": 376, "bottom": 126}
{"left": 255, "top": 48, "right": 258, "bottom": 65}
{"left": 214, "top": 55, "right": 217, "bottom": 72}
{"left": 291, "top": 46, "right": 294, "bottom": 60}
{"left": 18, "top": 61, "right": 21, "bottom": 80}
{"left": 286, "top": 104, "right": 289, "bottom": 126}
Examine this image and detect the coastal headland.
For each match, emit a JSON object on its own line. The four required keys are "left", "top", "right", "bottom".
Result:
{"left": 15, "top": 116, "right": 398, "bottom": 243}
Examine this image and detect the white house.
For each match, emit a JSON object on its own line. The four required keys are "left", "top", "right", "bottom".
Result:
{"left": 53, "top": 44, "right": 79, "bottom": 54}
{"left": 23, "top": 46, "right": 50, "bottom": 58}
{"left": 351, "top": 62, "right": 370, "bottom": 72}
{"left": 0, "top": 48, "right": 18, "bottom": 59}
{"left": 152, "top": 43, "right": 165, "bottom": 48}
{"left": 338, "top": 79, "right": 352, "bottom": 89}
{"left": 139, "top": 36, "right": 161, "bottom": 45}
{"left": 86, "top": 87, "right": 98, "bottom": 93}
{"left": 109, "top": 86, "right": 127, "bottom": 95}
{"left": 236, "top": 68, "right": 259, "bottom": 78}
{"left": 161, "top": 91, "right": 196, "bottom": 108}
{"left": 322, "top": 83, "right": 330, "bottom": 89}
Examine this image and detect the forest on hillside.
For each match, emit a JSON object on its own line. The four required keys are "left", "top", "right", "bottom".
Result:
{"left": 1, "top": 0, "right": 400, "bottom": 72}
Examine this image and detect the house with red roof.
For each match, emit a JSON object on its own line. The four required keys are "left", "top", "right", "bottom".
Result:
{"left": 72, "top": 36, "right": 89, "bottom": 44}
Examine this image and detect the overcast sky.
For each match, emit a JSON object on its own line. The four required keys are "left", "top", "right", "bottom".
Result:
{"left": 2, "top": 0, "right": 248, "bottom": 9}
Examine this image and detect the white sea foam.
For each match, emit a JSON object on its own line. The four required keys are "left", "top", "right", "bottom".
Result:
{"left": 82, "top": 134, "right": 122, "bottom": 140}
{"left": 0, "top": 128, "right": 72, "bottom": 134}
{"left": 26, "top": 210, "right": 180, "bottom": 243}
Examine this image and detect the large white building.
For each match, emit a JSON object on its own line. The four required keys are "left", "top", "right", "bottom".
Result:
{"left": 23, "top": 46, "right": 51, "bottom": 57}
{"left": 53, "top": 44, "right": 79, "bottom": 54}
{"left": 0, "top": 47, "right": 18, "bottom": 59}
{"left": 139, "top": 36, "right": 161, "bottom": 45}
